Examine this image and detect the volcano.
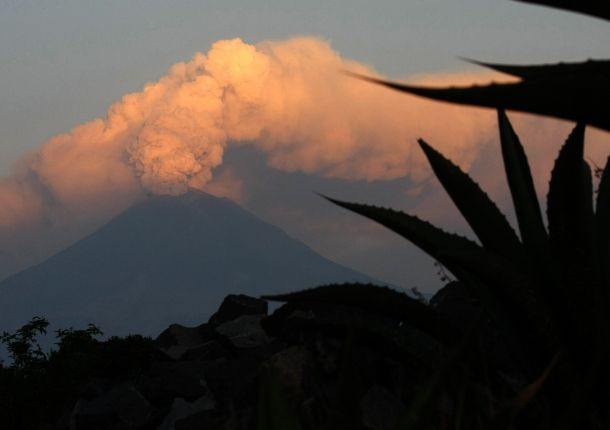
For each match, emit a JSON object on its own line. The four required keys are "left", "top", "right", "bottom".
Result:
{"left": 0, "top": 191, "right": 373, "bottom": 336}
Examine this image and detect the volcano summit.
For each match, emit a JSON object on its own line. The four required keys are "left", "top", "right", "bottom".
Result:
{"left": 0, "top": 191, "right": 372, "bottom": 336}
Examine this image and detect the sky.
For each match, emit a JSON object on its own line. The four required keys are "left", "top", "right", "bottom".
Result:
{"left": 1, "top": 0, "right": 609, "bottom": 292}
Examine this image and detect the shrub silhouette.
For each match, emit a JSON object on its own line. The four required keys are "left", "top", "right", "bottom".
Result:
{"left": 0, "top": 318, "right": 155, "bottom": 429}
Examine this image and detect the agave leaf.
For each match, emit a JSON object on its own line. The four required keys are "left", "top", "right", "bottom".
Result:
{"left": 346, "top": 71, "right": 610, "bottom": 131}
{"left": 547, "top": 122, "right": 593, "bottom": 277}
{"left": 513, "top": 0, "right": 610, "bottom": 21}
{"left": 595, "top": 157, "right": 610, "bottom": 246}
{"left": 595, "top": 156, "right": 610, "bottom": 295}
{"left": 497, "top": 110, "right": 552, "bottom": 271}
{"left": 547, "top": 123, "right": 596, "bottom": 350}
{"left": 497, "top": 110, "right": 570, "bottom": 347}
{"left": 463, "top": 58, "right": 610, "bottom": 81}
{"left": 418, "top": 138, "right": 523, "bottom": 264}
{"left": 318, "top": 195, "right": 483, "bottom": 277}
{"left": 263, "top": 283, "right": 455, "bottom": 343}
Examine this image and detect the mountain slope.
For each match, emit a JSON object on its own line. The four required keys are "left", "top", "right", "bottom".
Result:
{"left": 0, "top": 191, "right": 373, "bottom": 336}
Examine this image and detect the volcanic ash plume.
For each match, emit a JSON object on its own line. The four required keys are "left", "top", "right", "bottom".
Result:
{"left": 0, "top": 37, "right": 500, "bottom": 227}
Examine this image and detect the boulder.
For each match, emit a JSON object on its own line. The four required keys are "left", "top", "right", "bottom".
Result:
{"left": 208, "top": 295, "right": 268, "bottom": 325}
{"left": 71, "top": 383, "right": 152, "bottom": 430}
{"left": 215, "top": 315, "right": 271, "bottom": 349}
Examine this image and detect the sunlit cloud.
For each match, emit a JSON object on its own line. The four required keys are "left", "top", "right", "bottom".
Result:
{"left": 0, "top": 36, "right": 581, "bottom": 230}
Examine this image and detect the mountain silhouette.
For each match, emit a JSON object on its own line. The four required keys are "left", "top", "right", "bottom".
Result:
{"left": 0, "top": 191, "right": 373, "bottom": 336}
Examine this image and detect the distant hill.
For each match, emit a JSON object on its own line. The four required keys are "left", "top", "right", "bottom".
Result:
{"left": 0, "top": 191, "right": 374, "bottom": 336}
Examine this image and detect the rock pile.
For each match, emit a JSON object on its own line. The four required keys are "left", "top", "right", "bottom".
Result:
{"left": 54, "top": 292, "right": 437, "bottom": 430}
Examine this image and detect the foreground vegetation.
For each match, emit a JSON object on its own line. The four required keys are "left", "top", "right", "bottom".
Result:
{"left": 0, "top": 318, "right": 155, "bottom": 429}
{"left": 265, "top": 1, "right": 610, "bottom": 428}
{"left": 2, "top": 1, "right": 609, "bottom": 429}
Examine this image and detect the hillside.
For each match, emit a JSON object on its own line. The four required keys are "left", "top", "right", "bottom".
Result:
{"left": 0, "top": 191, "right": 373, "bottom": 336}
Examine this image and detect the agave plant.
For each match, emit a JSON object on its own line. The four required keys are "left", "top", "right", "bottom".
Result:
{"left": 266, "top": 110, "right": 609, "bottom": 428}
{"left": 265, "top": 1, "right": 610, "bottom": 427}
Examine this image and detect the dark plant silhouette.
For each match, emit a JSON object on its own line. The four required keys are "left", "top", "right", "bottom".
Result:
{"left": 514, "top": 0, "right": 610, "bottom": 21}
{"left": 266, "top": 1, "right": 610, "bottom": 428}
{"left": 0, "top": 318, "right": 155, "bottom": 430}
{"left": 267, "top": 111, "right": 610, "bottom": 428}
{"left": 346, "top": 58, "right": 610, "bottom": 131}
{"left": 343, "top": 2, "right": 610, "bottom": 132}
{"left": 0, "top": 316, "right": 50, "bottom": 370}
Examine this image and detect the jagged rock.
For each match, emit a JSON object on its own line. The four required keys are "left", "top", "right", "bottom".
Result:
{"left": 71, "top": 383, "right": 152, "bottom": 430}
{"left": 202, "top": 356, "right": 263, "bottom": 408}
{"left": 44, "top": 292, "right": 442, "bottom": 430}
{"left": 208, "top": 294, "right": 268, "bottom": 325}
{"left": 155, "top": 324, "right": 202, "bottom": 361}
{"left": 179, "top": 338, "right": 231, "bottom": 361}
{"left": 139, "top": 361, "right": 211, "bottom": 406}
{"left": 266, "top": 345, "right": 314, "bottom": 398}
{"left": 155, "top": 323, "right": 219, "bottom": 361}
{"left": 216, "top": 314, "right": 271, "bottom": 348}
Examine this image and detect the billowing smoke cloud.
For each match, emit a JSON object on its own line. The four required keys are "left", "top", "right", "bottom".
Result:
{"left": 0, "top": 36, "right": 532, "bottom": 227}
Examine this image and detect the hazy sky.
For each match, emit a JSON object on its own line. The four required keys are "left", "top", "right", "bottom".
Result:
{"left": 1, "top": 0, "right": 609, "bottom": 292}
{"left": 2, "top": 0, "right": 609, "bottom": 169}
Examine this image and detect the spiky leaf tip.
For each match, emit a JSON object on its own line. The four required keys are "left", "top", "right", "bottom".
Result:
{"left": 346, "top": 69, "right": 610, "bottom": 131}
{"left": 513, "top": 0, "right": 610, "bottom": 22}
{"left": 497, "top": 110, "right": 550, "bottom": 273}
{"left": 318, "top": 194, "right": 482, "bottom": 277}
{"left": 594, "top": 156, "right": 610, "bottom": 312}
{"left": 418, "top": 138, "right": 522, "bottom": 263}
